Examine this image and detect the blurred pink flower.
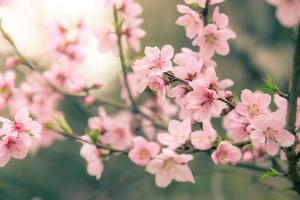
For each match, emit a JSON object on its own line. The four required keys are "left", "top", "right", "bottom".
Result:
{"left": 146, "top": 148, "right": 195, "bottom": 187}
{"left": 191, "top": 120, "right": 217, "bottom": 150}
{"left": 157, "top": 119, "right": 191, "bottom": 149}
{"left": 266, "top": 0, "right": 300, "bottom": 27}
{"left": 129, "top": 136, "right": 160, "bottom": 166}
{"left": 211, "top": 141, "right": 242, "bottom": 165}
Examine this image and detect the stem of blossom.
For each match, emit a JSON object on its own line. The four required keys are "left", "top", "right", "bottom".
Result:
{"left": 285, "top": 25, "right": 300, "bottom": 194}
{"left": 203, "top": 1, "right": 210, "bottom": 25}
{"left": 113, "top": 6, "right": 138, "bottom": 112}
{"left": 163, "top": 72, "right": 236, "bottom": 110}
{"left": 0, "top": 20, "right": 35, "bottom": 71}
{"left": 58, "top": 131, "right": 128, "bottom": 154}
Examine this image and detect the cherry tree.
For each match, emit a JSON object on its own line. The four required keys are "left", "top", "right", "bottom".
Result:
{"left": 0, "top": 0, "right": 300, "bottom": 196}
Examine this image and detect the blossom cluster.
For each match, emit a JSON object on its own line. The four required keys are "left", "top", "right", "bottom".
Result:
{"left": 0, "top": 107, "right": 41, "bottom": 167}
{"left": 1, "top": 0, "right": 300, "bottom": 191}
{"left": 97, "top": 0, "right": 146, "bottom": 55}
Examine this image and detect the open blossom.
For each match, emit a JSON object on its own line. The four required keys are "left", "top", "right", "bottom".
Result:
{"left": 148, "top": 76, "right": 167, "bottom": 102}
{"left": 44, "top": 62, "right": 86, "bottom": 93}
{"left": 0, "top": 107, "right": 42, "bottom": 167}
{"left": 0, "top": 132, "right": 30, "bottom": 167}
{"left": 96, "top": 25, "right": 119, "bottom": 55}
{"left": 146, "top": 148, "right": 195, "bottom": 187}
{"left": 46, "top": 19, "right": 86, "bottom": 62}
{"left": 0, "top": 107, "right": 42, "bottom": 139}
{"left": 172, "top": 57, "right": 203, "bottom": 82}
{"left": 235, "top": 89, "right": 271, "bottom": 121}
{"left": 128, "top": 136, "right": 160, "bottom": 166}
{"left": 266, "top": 0, "right": 300, "bottom": 27}
{"left": 191, "top": 120, "right": 217, "bottom": 150}
{"left": 211, "top": 141, "right": 242, "bottom": 165}
{"left": 122, "top": 18, "right": 146, "bottom": 52}
{"left": 193, "top": 24, "right": 236, "bottom": 59}
{"left": 0, "top": 70, "right": 15, "bottom": 111}
{"left": 157, "top": 119, "right": 191, "bottom": 149}
{"left": 176, "top": 5, "right": 203, "bottom": 39}
{"left": 223, "top": 111, "right": 250, "bottom": 142}
{"left": 133, "top": 45, "right": 174, "bottom": 76}
{"left": 174, "top": 48, "right": 217, "bottom": 73}
{"left": 80, "top": 135, "right": 104, "bottom": 180}
{"left": 101, "top": 121, "right": 134, "bottom": 151}
{"left": 185, "top": 81, "right": 225, "bottom": 121}
{"left": 250, "top": 113, "right": 295, "bottom": 156}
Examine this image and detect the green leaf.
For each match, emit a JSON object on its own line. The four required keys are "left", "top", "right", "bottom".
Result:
{"left": 89, "top": 130, "right": 100, "bottom": 144}
{"left": 260, "top": 167, "right": 283, "bottom": 180}
{"left": 189, "top": 3, "right": 201, "bottom": 11}
{"left": 258, "top": 75, "right": 280, "bottom": 94}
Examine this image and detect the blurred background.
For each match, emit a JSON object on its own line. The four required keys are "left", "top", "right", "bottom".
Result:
{"left": 0, "top": 0, "right": 299, "bottom": 199}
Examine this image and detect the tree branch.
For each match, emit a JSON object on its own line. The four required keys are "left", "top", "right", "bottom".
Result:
{"left": 285, "top": 25, "right": 300, "bottom": 194}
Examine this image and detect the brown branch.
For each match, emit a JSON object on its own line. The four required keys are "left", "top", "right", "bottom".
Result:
{"left": 284, "top": 25, "right": 300, "bottom": 194}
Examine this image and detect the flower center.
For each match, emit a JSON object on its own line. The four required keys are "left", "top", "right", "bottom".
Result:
{"left": 164, "top": 158, "right": 176, "bottom": 172}
{"left": 247, "top": 104, "right": 259, "bottom": 117}
{"left": 5, "top": 138, "right": 16, "bottom": 149}
{"left": 219, "top": 151, "right": 228, "bottom": 160}
{"left": 139, "top": 149, "right": 150, "bottom": 160}
{"left": 13, "top": 122, "right": 24, "bottom": 132}
{"left": 205, "top": 33, "right": 217, "bottom": 45}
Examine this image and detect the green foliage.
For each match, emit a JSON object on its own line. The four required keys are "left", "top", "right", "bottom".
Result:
{"left": 260, "top": 168, "right": 284, "bottom": 180}
{"left": 89, "top": 130, "right": 100, "bottom": 144}
{"left": 259, "top": 75, "right": 280, "bottom": 94}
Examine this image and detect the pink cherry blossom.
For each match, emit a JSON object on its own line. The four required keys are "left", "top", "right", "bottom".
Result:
{"left": 5, "top": 56, "right": 19, "bottom": 68}
{"left": 9, "top": 73, "right": 61, "bottom": 123}
{"left": 44, "top": 62, "right": 86, "bottom": 93}
{"left": 157, "top": 119, "right": 191, "bottom": 149}
{"left": 176, "top": 5, "right": 203, "bottom": 39}
{"left": 0, "top": 70, "right": 15, "bottom": 111}
{"left": 96, "top": 25, "right": 119, "bottom": 55}
{"left": 193, "top": 24, "right": 236, "bottom": 59}
{"left": 191, "top": 120, "right": 217, "bottom": 150}
{"left": 46, "top": 19, "right": 86, "bottom": 62}
{"left": 185, "top": 81, "right": 226, "bottom": 121}
{"left": 235, "top": 89, "right": 271, "bottom": 121}
{"left": 250, "top": 113, "right": 295, "bottom": 156}
{"left": 223, "top": 111, "right": 250, "bottom": 142}
{"left": 80, "top": 135, "right": 104, "bottom": 180}
{"left": 0, "top": 132, "right": 30, "bottom": 167}
{"left": 266, "top": 0, "right": 300, "bottom": 27}
{"left": 172, "top": 57, "right": 203, "bottom": 82}
{"left": 128, "top": 136, "right": 160, "bottom": 166}
{"left": 133, "top": 45, "right": 174, "bottom": 76}
{"left": 174, "top": 48, "right": 217, "bottom": 73}
{"left": 0, "top": 107, "right": 42, "bottom": 140}
{"left": 122, "top": 18, "right": 146, "bottom": 52}
{"left": 211, "top": 141, "right": 242, "bottom": 165}
{"left": 121, "top": 73, "right": 144, "bottom": 104}
{"left": 101, "top": 121, "right": 134, "bottom": 151}
{"left": 148, "top": 76, "right": 167, "bottom": 103}
{"left": 146, "top": 148, "right": 195, "bottom": 187}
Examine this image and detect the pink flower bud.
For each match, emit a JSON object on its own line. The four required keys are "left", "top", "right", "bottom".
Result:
{"left": 5, "top": 56, "right": 19, "bottom": 68}
{"left": 84, "top": 95, "right": 95, "bottom": 106}
{"left": 91, "top": 82, "right": 103, "bottom": 90}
